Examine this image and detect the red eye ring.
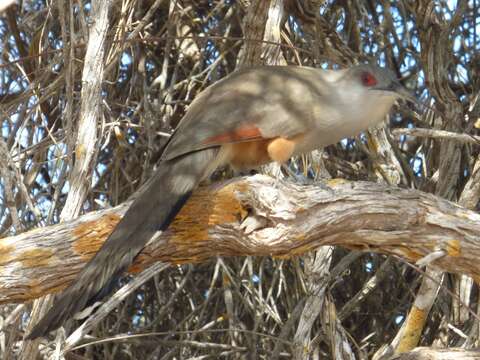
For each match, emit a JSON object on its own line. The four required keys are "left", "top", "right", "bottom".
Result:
{"left": 361, "top": 72, "right": 377, "bottom": 87}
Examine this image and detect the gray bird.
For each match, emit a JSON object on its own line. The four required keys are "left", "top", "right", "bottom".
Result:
{"left": 26, "top": 64, "right": 416, "bottom": 339}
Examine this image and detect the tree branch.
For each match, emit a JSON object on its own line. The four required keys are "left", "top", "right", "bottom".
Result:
{"left": 2, "top": 174, "right": 480, "bottom": 304}
{"left": 392, "top": 128, "right": 480, "bottom": 146}
{"left": 390, "top": 347, "right": 480, "bottom": 360}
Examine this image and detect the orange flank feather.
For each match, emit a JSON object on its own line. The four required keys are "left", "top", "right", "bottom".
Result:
{"left": 202, "top": 124, "right": 263, "bottom": 145}
{"left": 267, "top": 137, "right": 296, "bottom": 163}
{"left": 223, "top": 133, "right": 306, "bottom": 169}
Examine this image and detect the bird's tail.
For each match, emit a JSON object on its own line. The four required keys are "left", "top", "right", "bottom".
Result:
{"left": 26, "top": 147, "right": 220, "bottom": 339}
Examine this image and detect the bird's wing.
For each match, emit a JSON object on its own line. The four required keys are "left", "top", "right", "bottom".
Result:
{"left": 162, "top": 66, "right": 332, "bottom": 161}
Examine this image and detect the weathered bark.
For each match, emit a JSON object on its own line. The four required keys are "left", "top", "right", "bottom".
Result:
{"left": 389, "top": 347, "right": 480, "bottom": 360}
{"left": 392, "top": 128, "right": 480, "bottom": 146}
{"left": 2, "top": 175, "right": 480, "bottom": 304}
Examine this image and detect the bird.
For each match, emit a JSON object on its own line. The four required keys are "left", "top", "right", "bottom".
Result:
{"left": 26, "top": 63, "right": 416, "bottom": 339}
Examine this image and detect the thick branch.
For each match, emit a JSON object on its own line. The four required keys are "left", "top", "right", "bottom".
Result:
{"left": 390, "top": 347, "right": 480, "bottom": 360}
{"left": 1, "top": 175, "right": 480, "bottom": 304}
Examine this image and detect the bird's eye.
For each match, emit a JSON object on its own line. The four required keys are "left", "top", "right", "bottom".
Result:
{"left": 361, "top": 72, "right": 377, "bottom": 87}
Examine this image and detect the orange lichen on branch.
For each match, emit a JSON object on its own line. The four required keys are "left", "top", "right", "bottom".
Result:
{"left": 445, "top": 239, "right": 461, "bottom": 257}
{"left": 166, "top": 182, "right": 248, "bottom": 263}
{"left": 0, "top": 241, "right": 15, "bottom": 266}
{"left": 396, "top": 305, "right": 428, "bottom": 353}
{"left": 49, "top": 181, "right": 249, "bottom": 275}
{"left": 129, "top": 182, "right": 249, "bottom": 271}
{"left": 394, "top": 246, "right": 424, "bottom": 262}
{"left": 28, "top": 275, "right": 76, "bottom": 300}
{"left": 72, "top": 213, "right": 121, "bottom": 260}
{"left": 20, "top": 248, "right": 55, "bottom": 268}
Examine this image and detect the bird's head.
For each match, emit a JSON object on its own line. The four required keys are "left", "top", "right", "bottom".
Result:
{"left": 329, "top": 64, "right": 424, "bottom": 133}
{"left": 347, "top": 64, "right": 419, "bottom": 106}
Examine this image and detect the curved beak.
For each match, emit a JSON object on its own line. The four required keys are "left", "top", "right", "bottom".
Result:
{"left": 375, "top": 81, "right": 440, "bottom": 116}
{"left": 393, "top": 81, "right": 442, "bottom": 116}
{"left": 375, "top": 80, "right": 419, "bottom": 105}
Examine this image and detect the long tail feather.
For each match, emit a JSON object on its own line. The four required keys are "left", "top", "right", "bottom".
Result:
{"left": 26, "top": 148, "right": 219, "bottom": 339}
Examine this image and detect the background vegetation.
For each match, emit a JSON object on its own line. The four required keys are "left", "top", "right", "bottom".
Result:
{"left": 0, "top": 0, "right": 479, "bottom": 358}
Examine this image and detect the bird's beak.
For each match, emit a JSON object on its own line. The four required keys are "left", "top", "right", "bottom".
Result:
{"left": 374, "top": 80, "right": 418, "bottom": 104}
{"left": 375, "top": 81, "right": 441, "bottom": 117}
{"left": 393, "top": 81, "right": 420, "bottom": 107}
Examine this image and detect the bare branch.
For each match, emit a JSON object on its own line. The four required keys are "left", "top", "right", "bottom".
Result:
{"left": 1, "top": 175, "right": 480, "bottom": 304}
{"left": 389, "top": 347, "right": 480, "bottom": 360}
{"left": 393, "top": 128, "right": 480, "bottom": 146}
